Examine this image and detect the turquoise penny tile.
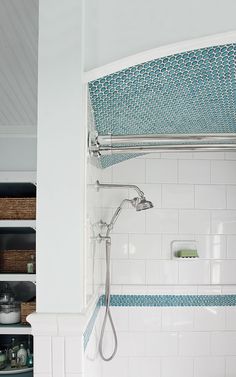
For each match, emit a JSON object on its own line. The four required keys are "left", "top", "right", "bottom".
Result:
{"left": 88, "top": 44, "right": 236, "bottom": 168}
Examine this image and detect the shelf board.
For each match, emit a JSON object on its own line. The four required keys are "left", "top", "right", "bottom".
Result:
{"left": 0, "top": 221, "right": 36, "bottom": 229}
{"left": 0, "top": 171, "right": 36, "bottom": 183}
{"left": 0, "top": 323, "right": 31, "bottom": 335}
{"left": 0, "top": 274, "right": 36, "bottom": 282}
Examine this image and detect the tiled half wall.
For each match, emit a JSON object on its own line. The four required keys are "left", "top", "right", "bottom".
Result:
{"left": 84, "top": 295, "right": 236, "bottom": 377}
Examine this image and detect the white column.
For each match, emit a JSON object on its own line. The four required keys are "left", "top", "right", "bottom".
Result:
{"left": 37, "top": 0, "right": 86, "bottom": 313}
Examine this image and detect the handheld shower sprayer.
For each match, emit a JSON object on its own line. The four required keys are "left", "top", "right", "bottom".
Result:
{"left": 96, "top": 180, "right": 153, "bottom": 361}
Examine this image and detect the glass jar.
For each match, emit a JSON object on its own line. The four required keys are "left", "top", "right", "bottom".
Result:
{"left": 0, "top": 302, "right": 20, "bottom": 324}
{"left": 0, "top": 350, "right": 6, "bottom": 370}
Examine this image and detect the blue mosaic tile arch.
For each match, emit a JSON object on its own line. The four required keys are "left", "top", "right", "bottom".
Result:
{"left": 88, "top": 43, "right": 236, "bottom": 168}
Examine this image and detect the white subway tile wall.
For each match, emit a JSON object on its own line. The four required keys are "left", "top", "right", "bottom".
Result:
{"left": 85, "top": 152, "right": 236, "bottom": 377}
{"left": 97, "top": 305, "right": 236, "bottom": 377}
{"left": 93, "top": 152, "right": 236, "bottom": 289}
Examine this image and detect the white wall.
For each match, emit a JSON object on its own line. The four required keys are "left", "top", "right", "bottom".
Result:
{"left": 0, "top": 137, "right": 36, "bottom": 171}
{"left": 83, "top": 150, "right": 236, "bottom": 377}
{"left": 99, "top": 305, "right": 236, "bottom": 377}
{"left": 98, "top": 151, "right": 236, "bottom": 293}
{"left": 85, "top": 0, "right": 236, "bottom": 70}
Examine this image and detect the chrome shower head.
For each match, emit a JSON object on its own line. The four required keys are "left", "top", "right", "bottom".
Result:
{"left": 136, "top": 198, "right": 153, "bottom": 211}
{"left": 132, "top": 197, "right": 154, "bottom": 211}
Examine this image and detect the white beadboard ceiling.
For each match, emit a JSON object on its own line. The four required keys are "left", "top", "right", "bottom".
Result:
{"left": 0, "top": 0, "right": 38, "bottom": 133}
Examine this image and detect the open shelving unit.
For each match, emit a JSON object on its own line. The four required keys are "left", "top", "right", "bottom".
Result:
{"left": 0, "top": 172, "right": 36, "bottom": 338}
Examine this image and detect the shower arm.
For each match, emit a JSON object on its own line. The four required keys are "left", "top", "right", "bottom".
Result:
{"left": 95, "top": 180, "right": 145, "bottom": 199}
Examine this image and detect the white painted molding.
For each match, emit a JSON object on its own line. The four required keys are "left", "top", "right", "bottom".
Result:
{"left": 84, "top": 30, "right": 236, "bottom": 82}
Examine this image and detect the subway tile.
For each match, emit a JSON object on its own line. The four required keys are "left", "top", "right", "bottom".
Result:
{"left": 146, "top": 332, "right": 178, "bottom": 356}
{"left": 112, "top": 208, "right": 145, "bottom": 233}
{"left": 161, "top": 152, "right": 192, "bottom": 159}
{"left": 129, "top": 307, "right": 161, "bottom": 332}
{"left": 146, "top": 209, "right": 179, "bottom": 234}
{"left": 195, "top": 185, "right": 226, "bottom": 209}
{"left": 227, "top": 235, "right": 236, "bottom": 258}
{"left": 129, "top": 234, "right": 162, "bottom": 259}
{"left": 225, "top": 152, "right": 236, "bottom": 160}
{"left": 211, "top": 160, "right": 236, "bottom": 184}
{"left": 211, "top": 210, "right": 236, "bottom": 234}
{"left": 65, "top": 337, "right": 83, "bottom": 374}
{"left": 100, "top": 307, "right": 129, "bottom": 331}
{"left": 193, "top": 152, "right": 224, "bottom": 160}
{"left": 179, "top": 160, "right": 210, "bottom": 184}
{"left": 194, "top": 357, "right": 225, "bottom": 377}
{"left": 52, "top": 337, "right": 64, "bottom": 377}
{"left": 146, "top": 159, "right": 178, "bottom": 183}
{"left": 120, "top": 332, "right": 146, "bottom": 357}
{"left": 147, "top": 285, "right": 198, "bottom": 295}
{"left": 129, "top": 357, "right": 161, "bottom": 377}
{"left": 102, "top": 187, "right": 129, "bottom": 208}
{"left": 162, "top": 184, "right": 194, "bottom": 208}
{"left": 179, "top": 332, "right": 210, "bottom": 356}
{"left": 112, "top": 260, "right": 145, "bottom": 285}
{"left": 179, "top": 210, "right": 211, "bottom": 234}
{"left": 178, "top": 260, "right": 210, "bottom": 284}
{"left": 161, "top": 307, "right": 194, "bottom": 331}
{"left": 211, "top": 260, "right": 236, "bottom": 284}
{"left": 161, "top": 357, "right": 194, "bottom": 377}
{"left": 146, "top": 260, "right": 178, "bottom": 284}
{"left": 101, "top": 357, "right": 129, "bottom": 377}
{"left": 227, "top": 186, "right": 236, "bottom": 209}
{"left": 211, "top": 332, "right": 236, "bottom": 356}
{"left": 34, "top": 337, "right": 52, "bottom": 374}
{"left": 226, "top": 357, "right": 236, "bottom": 377}
{"left": 109, "top": 234, "right": 129, "bottom": 259}
{"left": 112, "top": 158, "right": 145, "bottom": 183}
{"left": 196, "top": 235, "right": 226, "bottom": 259}
{"left": 194, "top": 307, "right": 226, "bottom": 331}
{"left": 226, "top": 307, "right": 236, "bottom": 330}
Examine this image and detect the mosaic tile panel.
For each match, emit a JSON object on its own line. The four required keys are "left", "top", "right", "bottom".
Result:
{"left": 100, "top": 294, "right": 236, "bottom": 307}
{"left": 83, "top": 297, "right": 102, "bottom": 351}
{"left": 88, "top": 44, "right": 236, "bottom": 168}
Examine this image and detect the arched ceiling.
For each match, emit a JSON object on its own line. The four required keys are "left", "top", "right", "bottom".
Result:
{"left": 88, "top": 37, "right": 236, "bottom": 167}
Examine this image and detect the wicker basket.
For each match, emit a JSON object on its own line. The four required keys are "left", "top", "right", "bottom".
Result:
{"left": 21, "top": 301, "right": 36, "bottom": 324}
{"left": 0, "top": 198, "right": 36, "bottom": 220}
{"left": 0, "top": 250, "right": 36, "bottom": 273}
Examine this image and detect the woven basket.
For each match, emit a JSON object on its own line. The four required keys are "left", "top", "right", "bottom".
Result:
{"left": 0, "top": 198, "right": 36, "bottom": 220}
{"left": 0, "top": 250, "right": 36, "bottom": 273}
{"left": 21, "top": 301, "right": 36, "bottom": 324}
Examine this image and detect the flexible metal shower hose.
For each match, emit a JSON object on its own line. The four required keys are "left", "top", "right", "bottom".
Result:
{"left": 98, "top": 239, "right": 118, "bottom": 361}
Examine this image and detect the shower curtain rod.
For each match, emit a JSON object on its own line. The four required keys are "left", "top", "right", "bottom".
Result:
{"left": 97, "top": 133, "right": 236, "bottom": 144}
{"left": 90, "top": 133, "right": 236, "bottom": 156}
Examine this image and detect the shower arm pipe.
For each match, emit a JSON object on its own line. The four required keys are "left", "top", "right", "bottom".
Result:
{"left": 97, "top": 133, "right": 236, "bottom": 145}
{"left": 95, "top": 180, "right": 145, "bottom": 198}
{"left": 92, "top": 143, "right": 236, "bottom": 156}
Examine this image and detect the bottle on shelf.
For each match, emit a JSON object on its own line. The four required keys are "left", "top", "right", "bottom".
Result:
{"left": 10, "top": 350, "right": 17, "bottom": 369}
{"left": 27, "top": 254, "right": 35, "bottom": 274}
{"left": 17, "top": 344, "right": 27, "bottom": 367}
{"left": 0, "top": 350, "right": 6, "bottom": 370}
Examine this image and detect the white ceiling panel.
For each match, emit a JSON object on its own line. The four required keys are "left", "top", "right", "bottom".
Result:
{"left": 0, "top": 0, "right": 38, "bottom": 128}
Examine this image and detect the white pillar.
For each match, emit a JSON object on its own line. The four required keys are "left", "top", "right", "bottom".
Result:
{"left": 37, "top": 0, "right": 86, "bottom": 313}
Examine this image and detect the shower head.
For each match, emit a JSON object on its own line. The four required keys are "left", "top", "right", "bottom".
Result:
{"left": 131, "top": 197, "right": 154, "bottom": 211}
{"left": 135, "top": 197, "right": 154, "bottom": 211}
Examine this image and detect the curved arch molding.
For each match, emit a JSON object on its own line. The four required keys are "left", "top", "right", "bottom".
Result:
{"left": 87, "top": 32, "right": 236, "bottom": 168}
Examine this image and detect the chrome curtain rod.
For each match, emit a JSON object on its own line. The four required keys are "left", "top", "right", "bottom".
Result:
{"left": 89, "top": 133, "right": 236, "bottom": 156}
{"left": 97, "top": 133, "right": 236, "bottom": 144}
